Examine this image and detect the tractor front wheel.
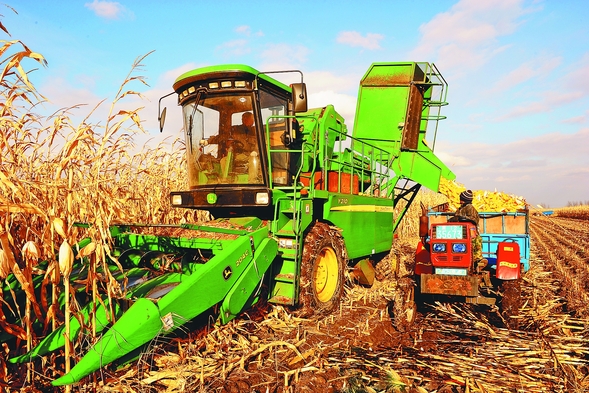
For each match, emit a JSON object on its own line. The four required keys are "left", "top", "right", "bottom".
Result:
{"left": 298, "top": 222, "right": 347, "bottom": 317}
{"left": 391, "top": 277, "right": 417, "bottom": 332}
{"left": 499, "top": 279, "right": 522, "bottom": 329}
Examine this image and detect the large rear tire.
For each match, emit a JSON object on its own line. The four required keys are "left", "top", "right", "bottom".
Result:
{"left": 298, "top": 222, "right": 347, "bottom": 317}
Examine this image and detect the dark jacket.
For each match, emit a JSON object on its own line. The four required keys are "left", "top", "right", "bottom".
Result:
{"left": 452, "top": 203, "right": 480, "bottom": 228}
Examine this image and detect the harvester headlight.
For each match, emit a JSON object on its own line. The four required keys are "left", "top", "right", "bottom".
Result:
{"left": 209, "top": 82, "right": 219, "bottom": 89}
{"left": 452, "top": 243, "right": 467, "bottom": 253}
{"left": 221, "top": 81, "right": 232, "bottom": 88}
{"left": 432, "top": 243, "right": 446, "bottom": 253}
{"left": 278, "top": 238, "right": 295, "bottom": 249}
{"left": 235, "top": 81, "right": 246, "bottom": 87}
{"left": 171, "top": 194, "right": 183, "bottom": 205}
{"left": 188, "top": 86, "right": 196, "bottom": 94}
{"left": 255, "top": 192, "right": 269, "bottom": 205}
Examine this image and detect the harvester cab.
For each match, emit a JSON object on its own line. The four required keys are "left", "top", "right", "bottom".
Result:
{"left": 161, "top": 65, "right": 308, "bottom": 218}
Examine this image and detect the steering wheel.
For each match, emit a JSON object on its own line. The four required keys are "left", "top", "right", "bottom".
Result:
{"left": 227, "top": 138, "right": 245, "bottom": 153}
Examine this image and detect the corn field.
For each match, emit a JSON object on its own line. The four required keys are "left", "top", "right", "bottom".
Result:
{"left": 0, "top": 23, "right": 203, "bottom": 390}
{"left": 554, "top": 205, "right": 589, "bottom": 220}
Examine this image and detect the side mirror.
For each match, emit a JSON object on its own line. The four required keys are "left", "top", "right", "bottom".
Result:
{"left": 159, "top": 107, "right": 167, "bottom": 133}
{"left": 291, "top": 83, "right": 307, "bottom": 113}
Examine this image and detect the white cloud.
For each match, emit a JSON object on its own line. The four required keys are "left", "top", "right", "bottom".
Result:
{"left": 486, "top": 53, "right": 589, "bottom": 122}
{"left": 234, "top": 25, "right": 262, "bottom": 37}
{"left": 40, "top": 76, "right": 101, "bottom": 113}
{"left": 235, "top": 25, "right": 251, "bottom": 36}
{"left": 309, "top": 90, "right": 358, "bottom": 127}
{"left": 304, "top": 70, "right": 358, "bottom": 93}
{"left": 438, "top": 128, "right": 589, "bottom": 207}
{"left": 215, "top": 39, "right": 251, "bottom": 57}
{"left": 497, "top": 90, "right": 583, "bottom": 121}
{"left": 336, "top": 31, "right": 383, "bottom": 50}
{"left": 410, "top": 0, "right": 539, "bottom": 72}
{"left": 259, "top": 43, "right": 310, "bottom": 70}
{"left": 563, "top": 53, "right": 589, "bottom": 94}
{"left": 84, "top": 0, "right": 131, "bottom": 20}
{"left": 491, "top": 55, "right": 562, "bottom": 93}
{"left": 433, "top": 150, "right": 473, "bottom": 168}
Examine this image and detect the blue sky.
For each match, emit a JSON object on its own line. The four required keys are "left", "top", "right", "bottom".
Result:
{"left": 4, "top": 0, "right": 589, "bottom": 208}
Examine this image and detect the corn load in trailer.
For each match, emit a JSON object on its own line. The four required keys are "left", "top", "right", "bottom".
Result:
{"left": 4, "top": 62, "right": 455, "bottom": 386}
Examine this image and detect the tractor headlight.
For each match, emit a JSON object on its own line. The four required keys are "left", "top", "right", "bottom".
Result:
{"left": 452, "top": 243, "right": 467, "bottom": 253}
{"left": 432, "top": 243, "right": 446, "bottom": 253}
{"left": 171, "top": 194, "right": 183, "bottom": 205}
{"left": 255, "top": 192, "right": 269, "bottom": 205}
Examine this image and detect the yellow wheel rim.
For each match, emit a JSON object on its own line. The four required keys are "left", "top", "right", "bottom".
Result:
{"left": 314, "top": 247, "right": 339, "bottom": 303}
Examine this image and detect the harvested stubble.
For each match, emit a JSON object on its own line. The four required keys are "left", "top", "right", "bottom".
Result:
{"left": 530, "top": 215, "right": 589, "bottom": 319}
{"left": 87, "top": 239, "right": 589, "bottom": 393}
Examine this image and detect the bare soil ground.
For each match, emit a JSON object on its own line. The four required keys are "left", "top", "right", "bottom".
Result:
{"left": 7, "top": 216, "right": 589, "bottom": 392}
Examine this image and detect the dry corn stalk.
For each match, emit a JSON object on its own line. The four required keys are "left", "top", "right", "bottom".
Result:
{"left": 21, "top": 240, "right": 41, "bottom": 383}
{"left": 0, "top": 248, "right": 10, "bottom": 279}
{"left": 554, "top": 205, "right": 589, "bottom": 220}
{"left": 58, "top": 239, "right": 74, "bottom": 385}
{"left": 0, "top": 19, "right": 196, "bottom": 387}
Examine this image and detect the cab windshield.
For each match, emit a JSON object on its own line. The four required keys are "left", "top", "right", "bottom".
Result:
{"left": 183, "top": 93, "right": 263, "bottom": 187}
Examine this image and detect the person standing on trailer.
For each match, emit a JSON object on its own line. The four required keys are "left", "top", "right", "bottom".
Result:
{"left": 451, "top": 190, "right": 488, "bottom": 272}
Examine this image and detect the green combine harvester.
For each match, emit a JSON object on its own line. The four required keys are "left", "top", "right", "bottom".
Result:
{"left": 5, "top": 62, "right": 455, "bottom": 386}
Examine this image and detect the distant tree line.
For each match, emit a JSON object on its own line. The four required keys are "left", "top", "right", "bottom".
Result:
{"left": 566, "top": 201, "right": 589, "bottom": 207}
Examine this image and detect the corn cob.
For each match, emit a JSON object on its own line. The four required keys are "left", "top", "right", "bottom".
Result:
{"left": 439, "top": 178, "right": 527, "bottom": 212}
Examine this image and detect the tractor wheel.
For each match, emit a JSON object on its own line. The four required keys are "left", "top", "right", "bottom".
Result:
{"left": 298, "top": 222, "right": 347, "bottom": 317}
{"left": 391, "top": 276, "right": 417, "bottom": 332}
{"left": 498, "top": 279, "right": 522, "bottom": 329}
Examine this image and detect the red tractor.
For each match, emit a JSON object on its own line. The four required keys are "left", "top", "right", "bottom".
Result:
{"left": 413, "top": 214, "right": 524, "bottom": 327}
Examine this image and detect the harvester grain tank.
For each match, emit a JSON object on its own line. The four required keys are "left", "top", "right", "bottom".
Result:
{"left": 5, "top": 62, "right": 455, "bottom": 386}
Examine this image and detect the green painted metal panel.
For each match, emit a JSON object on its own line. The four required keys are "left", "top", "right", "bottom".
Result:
{"left": 52, "top": 298, "right": 162, "bottom": 386}
{"left": 10, "top": 300, "right": 122, "bottom": 364}
{"left": 323, "top": 194, "right": 394, "bottom": 259}
{"left": 220, "top": 237, "right": 278, "bottom": 323}
{"left": 352, "top": 81, "right": 408, "bottom": 145}
{"left": 350, "top": 62, "right": 455, "bottom": 193}
{"left": 49, "top": 224, "right": 273, "bottom": 385}
{"left": 173, "top": 63, "right": 291, "bottom": 93}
